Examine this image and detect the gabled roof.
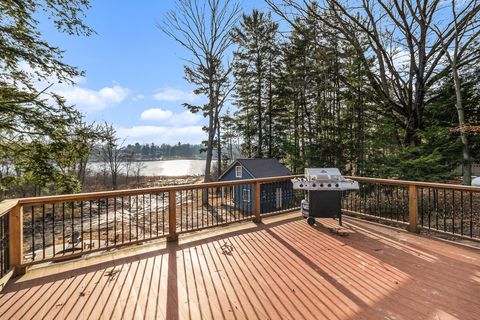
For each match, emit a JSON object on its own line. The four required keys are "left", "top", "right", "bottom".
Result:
{"left": 219, "top": 158, "right": 291, "bottom": 180}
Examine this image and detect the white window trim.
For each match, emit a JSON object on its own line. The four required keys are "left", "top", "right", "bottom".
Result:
{"left": 235, "top": 165, "right": 242, "bottom": 178}
{"left": 242, "top": 189, "right": 251, "bottom": 202}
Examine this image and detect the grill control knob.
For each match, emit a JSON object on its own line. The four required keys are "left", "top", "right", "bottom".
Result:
{"left": 335, "top": 184, "right": 339, "bottom": 187}
{"left": 299, "top": 184, "right": 303, "bottom": 187}
{"left": 312, "top": 183, "right": 316, "bottom": 187}
{"left": 320, "top": 184, "right": 324, "bottom": 187}
{"left": 328, "top": 184, "right": 331, "bottom": 187}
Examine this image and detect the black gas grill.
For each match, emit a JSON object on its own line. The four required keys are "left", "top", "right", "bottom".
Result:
{"left": 292, "top": 168, "right": 359, "bottom": 226}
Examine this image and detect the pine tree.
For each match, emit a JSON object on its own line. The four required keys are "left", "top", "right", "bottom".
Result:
{"left": 232, "top": 10, "right": 281, "bottom": 158}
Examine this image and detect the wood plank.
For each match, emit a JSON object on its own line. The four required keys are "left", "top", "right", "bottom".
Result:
{"left": 0, "top": 213, "right": 479, "bottom": 320}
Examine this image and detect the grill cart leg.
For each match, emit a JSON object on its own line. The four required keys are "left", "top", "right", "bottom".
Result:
{"left": 307, "top": 217, "right": 315, "bottom": 226}
{"left": 339, "top": 214, "right": 342, "bottom": 226}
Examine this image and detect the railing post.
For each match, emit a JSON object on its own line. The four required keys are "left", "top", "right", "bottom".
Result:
{"left": 9, "top": 204, "right": 25, "bottom": 276}
{"left": 408, "top": 185, "right": 419, "bottom": 233}
{"left": 253, "top": 182, "right": 261, "bottom": 223}
{"left": 167, "top": 190, "right": 178, "bottom": 241}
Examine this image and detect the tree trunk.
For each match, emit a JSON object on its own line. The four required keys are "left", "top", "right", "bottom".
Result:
{"left": 256, "top": 70, "right": 263, "bottom": 158}
{"left": 404, "top": 112, "right": 422, "bottom": 146}
{"left": 452, "top": 65, "right": 472, "bottom": 185}
{"left": 204, "top": 91, "right": 215, "bottom": 183}
{"left": 268, "top": 63, "right": 273, "bottom": 158}
{"left": 111, "top": 170, "right": 117, "bottom": 190}
{"left": 216, "top": 116, "right": 222, "bottom": 176}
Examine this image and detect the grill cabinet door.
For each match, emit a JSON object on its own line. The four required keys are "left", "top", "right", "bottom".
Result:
{"left": 308, "top": 191, "right": 342, "bottom": 218}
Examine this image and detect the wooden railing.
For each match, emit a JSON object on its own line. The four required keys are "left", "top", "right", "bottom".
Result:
{"left": 0, "top": 174, "right": 478, "bottom": 286}
{"left": 0, "top": 175, "right": 302, "bottom": 278}
{"left": 344, "top": 177, "right": 480, "bottom": 239}
{"left": 0, "top": 200, "right": 18, "bottom": 291}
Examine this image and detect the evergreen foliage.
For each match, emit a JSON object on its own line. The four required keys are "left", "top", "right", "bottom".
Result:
{"left": 229, "top": 4, "right": 480, "bottom": 182}
{"left": 0, "top": 0, "right": 102, "bottom": 197}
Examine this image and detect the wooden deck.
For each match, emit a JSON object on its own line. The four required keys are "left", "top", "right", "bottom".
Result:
{"left": 0, "top": 212, "right": 479, "bottom": 320}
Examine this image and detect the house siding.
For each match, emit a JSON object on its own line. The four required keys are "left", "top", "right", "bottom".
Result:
{"left": 219, "top": 161, "right": 294, "bottom": 214}
{"left": 260, "top": 181, "right": 295, "bottom": 214}
{"left": 220, "top": 162, "right": 254, "bottom": 181}
{"left": 220, "top": 162, "right": 255, "bottom": 213}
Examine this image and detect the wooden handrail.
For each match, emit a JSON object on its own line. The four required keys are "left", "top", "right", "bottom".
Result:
{"left": 6, "top": 175, "right": 477, "bottom": 207}
{"left": 347, "top": 176, "right": 480, "bottom": 192}
{"left": 0, "top": 199, "right": 18, "bottom": 217}
{"left": 15, "top": 175, "right": 303, "bottom": 206}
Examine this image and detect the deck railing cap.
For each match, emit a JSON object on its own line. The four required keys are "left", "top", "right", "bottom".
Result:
{"left": 14, "top": 174, "right": 303, "bottom": 206}
{"left": 346, "top": 176, "right": 480, "bottom": 192}
{"left": 1, "top": 174, "right": 479, "bottom": 207}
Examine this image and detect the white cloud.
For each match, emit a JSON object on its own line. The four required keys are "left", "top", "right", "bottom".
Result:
{"left": 58, "top": 85, "right": 130, "bottom": 113}
{"left": 17, "top": 62, "right": 129, "bottom": 114}
{"left": 153, "top": 87, "right": 199, "bottom": 102}
{"left": 140, "top": 108, "right": 173, "bottom": 121}
{"left": 117, "top": 125, "right": 205, "bottom": 145}
{"left": 170, "top": 111, "right": 201, "bottom": 126}
{"left": 140, "top": 108, "right": 202, "bottom": 126}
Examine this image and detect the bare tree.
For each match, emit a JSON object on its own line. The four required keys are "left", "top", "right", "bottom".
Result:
{"left": 123, "top": 150, "right": 135, "bottom": 185}
{"left": 267, "top": 0, "right": 480, "bottom": 146}
{"left": 159, "top": 0, "right": 241, "bottom": 182}
{"left": 74, "top": 121, "right": 104, "bottom": 189}
{"left": 133, "top": 160, "right": 146, "bottom": 185}
{"left": 431, "top": 0, "right": 480, "bottom": 185}
{"left": 100, "top": 124, "right": 125, "bottom": 190}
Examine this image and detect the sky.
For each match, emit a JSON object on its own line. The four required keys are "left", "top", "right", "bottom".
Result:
{"left": 37, "top": 0, "right": 273, "bottom": 146}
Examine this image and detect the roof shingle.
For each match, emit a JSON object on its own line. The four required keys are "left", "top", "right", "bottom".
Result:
{"left": 222, "top": 158, "right": 291, "bottom": 179}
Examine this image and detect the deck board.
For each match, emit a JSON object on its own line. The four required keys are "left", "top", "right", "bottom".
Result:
{"left": 1, "top": 213, "right": 479, "bottom": 320}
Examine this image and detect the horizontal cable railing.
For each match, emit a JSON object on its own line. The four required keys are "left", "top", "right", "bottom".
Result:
{"left": 343, "top": 177, "right": 480, "bottom": 240}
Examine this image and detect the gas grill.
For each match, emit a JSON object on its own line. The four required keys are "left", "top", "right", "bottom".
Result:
{"left": 291, "top": 168, "right": 359, "bottom": 226}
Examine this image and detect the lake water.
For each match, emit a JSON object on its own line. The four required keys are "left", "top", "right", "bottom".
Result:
{"left": 88, "top": 159, "right": 216, "bottom": 177}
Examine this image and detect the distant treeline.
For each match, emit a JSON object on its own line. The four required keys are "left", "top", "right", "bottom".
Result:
{"left": 91, "top": 142, "right": 207, "bottom": 161}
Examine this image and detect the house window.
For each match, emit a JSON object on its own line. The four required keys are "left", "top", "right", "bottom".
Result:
{"left": 235, "top": 166, "right": 242, "bottom": 178}
{"left": 242, "top": 189, "right": 251, "bottom": 202}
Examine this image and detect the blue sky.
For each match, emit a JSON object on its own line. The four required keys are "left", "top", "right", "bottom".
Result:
{"left": 38, "top": 0, "right": 272, "bottom": 145}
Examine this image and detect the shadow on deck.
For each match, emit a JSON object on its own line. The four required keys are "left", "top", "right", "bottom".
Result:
{"left": 0, "top": 213, "right": 479, "bottom": 319}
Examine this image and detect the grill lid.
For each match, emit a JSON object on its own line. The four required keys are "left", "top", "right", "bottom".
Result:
{"left": 292, "top": 167, "right": 359, "bottom": 191}
{"left": 305, "top": 168, "right": 342, "bottom": 181}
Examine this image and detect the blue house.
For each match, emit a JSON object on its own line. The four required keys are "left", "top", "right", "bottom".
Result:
{"left": 218, "top": 158, "right": 295, "bottom": 214}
